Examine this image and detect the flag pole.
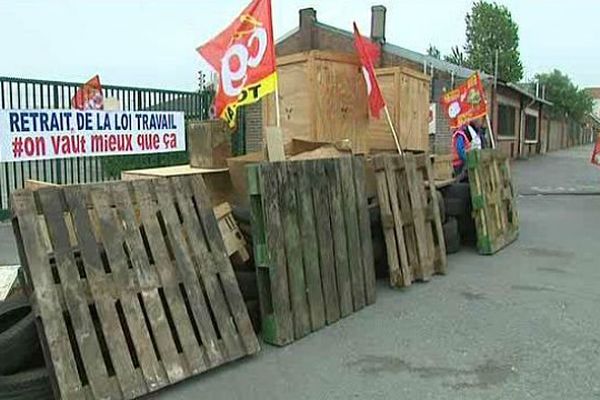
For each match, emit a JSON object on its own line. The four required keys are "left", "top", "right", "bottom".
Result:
{"left": 485, "top": 113, "right": 496, "bottom": 149}
{"left": 383, "top": 104, "right": 403, "bottom": 155}
{"left": 275, "top": 84, "right": 282, "bottom": 128}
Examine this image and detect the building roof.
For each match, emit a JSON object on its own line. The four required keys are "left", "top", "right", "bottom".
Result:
{"left": 586, "top": 87, "right": 600, "bottom": 99}
{"left": 501, "top": 82, "right": 553, "bottom": 106}
{"left": 277, "top": 20, "right": 489, "bottom": 80}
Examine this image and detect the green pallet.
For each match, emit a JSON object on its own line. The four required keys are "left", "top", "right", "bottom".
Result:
{"left": 247, "top": 157, "right": 376, "bottom": 346}
{"left": 466, "top": 149, "right": 519, "bottom": 255}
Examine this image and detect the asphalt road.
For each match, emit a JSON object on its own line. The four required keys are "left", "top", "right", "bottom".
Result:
{"left": 3, "top": 145, "right": 600, "bottom": 399}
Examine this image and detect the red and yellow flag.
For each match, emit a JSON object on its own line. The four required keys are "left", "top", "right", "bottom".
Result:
{"left": 197, "top": 0, "right": 277, "bottom": 127}
{"left": 71, "top": 75, "right": 104, "bottom": 110}
{"left": 440, "top": 72, "right": 488, "bottom": 128}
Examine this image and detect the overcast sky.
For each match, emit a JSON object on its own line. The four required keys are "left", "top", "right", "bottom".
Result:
{"left": 0, "top": 0, "right": 597, "bottom": 91}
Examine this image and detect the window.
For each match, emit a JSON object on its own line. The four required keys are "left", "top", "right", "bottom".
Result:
{"left": 525, "top": 114, "right": 538, "bottom": 142}
{"left": 498, "top": 104, "right": 517, "bottom": 137}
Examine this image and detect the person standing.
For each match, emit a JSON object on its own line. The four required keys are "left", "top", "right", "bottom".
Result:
{"left": 451, "top": 117, "right": 485, "bottom": 179}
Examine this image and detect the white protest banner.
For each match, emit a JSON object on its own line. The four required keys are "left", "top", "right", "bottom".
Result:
{"left": 0, "top": 110, "right": 185, "bottom": 162}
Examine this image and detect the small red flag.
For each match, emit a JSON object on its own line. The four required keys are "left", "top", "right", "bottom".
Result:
{"left": 71, "top": 75, "right": 104, "bottom": 110}
{"left": 591, "top": 136, "right": 600, "bottom": 166}
{"left": 353, "top": 22, "right": 385, "bottom": 119}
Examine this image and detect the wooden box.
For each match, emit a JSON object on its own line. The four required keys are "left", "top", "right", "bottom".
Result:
{"left": 262, "top": 51, "right": 369, "bottom": 154}
{"left": 188, "top": 119, "right": 232, "bottom": 168}
{"left": 431, "top": 154, "right": 454, "bottom": 181}
{"left": 368, "top": 67, "right": 431, "bottom": 152}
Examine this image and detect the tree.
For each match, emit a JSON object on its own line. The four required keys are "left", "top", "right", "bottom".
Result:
{"left": 535, "top": 70, "right": 593, "bottom": 122}
{"left": 427, "top": 44, "right": 441, "bottom": 60}
{"left": 464, "top": 1, "right": 523, "bottom": 82}
{"left": 444, "top": 46, "right": 467, "bottom": 66}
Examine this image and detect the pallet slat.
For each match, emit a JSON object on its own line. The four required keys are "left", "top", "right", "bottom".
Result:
{"left": 11, "top": 176, "right": 259, "bottom": 400}
{"left": 248, "top": 156, "right": 375, "bottom": 346}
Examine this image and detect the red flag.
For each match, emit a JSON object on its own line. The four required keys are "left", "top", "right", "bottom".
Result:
{"left": 353, "top": 22, "right": 385, "bottom": 119}
{"left": 591, "top": 136, "right": 600, "bottom": 166}
{"left": 71, "top": 75, "right": 104, "bottom": 110}
{"left": 197, "top": 0, "right": 277, "bottom": 127}
{"left": 440, "top": 72, "right": 488, "bottom": 128}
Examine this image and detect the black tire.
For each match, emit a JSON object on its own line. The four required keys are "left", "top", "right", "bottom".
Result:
{"left": 235, "top": 270, "right": 258, "bottom": 301}
{"left": 231, "top": 205, "right": 251, "bottom": 225}
{"left": 0, "top": 297, "right": 42, "bottom": 375}
{"left": 443, "top": 182, "right": 471, "bottom": 201}
{"left": 443, "top": 217, "right": 461, "bottom": 254}
{"left": 245, "top": 300, "right": 261, "bottom": 334}
{"left": 0, "top": 367, "right": 53, "bottom": 400}
{"left": 445, "top": 197, "right": 467, "bottom": 217}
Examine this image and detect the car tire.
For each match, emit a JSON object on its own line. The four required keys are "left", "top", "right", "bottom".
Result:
{"left": 0, "top": 296, "right": 42, "bottom": 375}
{"left": 0, "top": 367, "right": 53, "bottom": 400}
{"left": 443, "top": 217, "right": 461, "bottom": 254}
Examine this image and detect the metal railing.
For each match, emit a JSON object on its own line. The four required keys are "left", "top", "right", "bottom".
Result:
{"left": 0, "top": 76, "right": 211, "bottom": 218}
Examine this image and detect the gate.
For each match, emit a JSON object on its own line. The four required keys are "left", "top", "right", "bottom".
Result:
{"left": 0, "top": 76, "right": 212, "bottom": 218}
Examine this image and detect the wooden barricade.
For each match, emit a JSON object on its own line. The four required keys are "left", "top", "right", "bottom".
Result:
{"left": 247, "top": 156, "right": 376, "bottom": 346}
{"left": 11, "top": 176, "right": 260, "bottom": 400}
{"left": 466, "top": 149, "right": 519, "bottom": 254}
{"left": 373, "top": 153, "right": 447, "bottom": 288}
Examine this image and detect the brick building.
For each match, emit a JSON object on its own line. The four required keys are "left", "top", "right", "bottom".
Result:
{"left": 244, "top": 5, "right": 551, "bottom": 158}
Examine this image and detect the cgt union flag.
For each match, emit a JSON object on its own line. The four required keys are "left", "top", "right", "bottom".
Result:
{"left": 440, "top": 72, "right": 488, "bottom": 128}
{"left": 353, "top": 22, "right": 385, "bottom": 119}
{"left": 197, "top": 0, "right": 277, "bottom": 127}
{"left": 71, "top": 75, "right": 104, "bottom": 110}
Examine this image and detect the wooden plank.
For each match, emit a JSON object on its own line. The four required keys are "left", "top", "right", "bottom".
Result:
{"left": 36, "top": 188, "right": 121, "bottom": 400}
{"left": 140, "top": 179, "right": 225, "bottom": 365}
{"left": 295, "top": 161, "right": 326, "bottom": 331}
{"left": 338, "top": 157, "right": 366, "bottom": 310}
{"left": 186, "top": 175, "right": 260, "bottom": 355}
{"left": 265, "top": 127, "right": 286, "bottom": 162}
{"left": 278, "top": 162, "right": 311, "bottom": 339}
{"left": 63, "top": 185, "right": 166, "bottom": 395}
{"left": 424, "top": 158, "right": 447, "bottom": 274}
{"left": 352, "top": 157, "right": 376, "bottom": 304}
{"left": 258, "top": 163, "right": 294, "bottom": 345}
{"left": 324, "top": 159, "right": 353, "bottom": 317}
{"left": 311, "top": 160, "right": 341, "bottom": 324}
{"left": 383, "top": 156, "right": 413, "bottom": 287}
{"left": 404, "top": 155, "right": 433, "bottom": 280}
{"left": 11, "top": 190, "right": 85, "bottom": 400}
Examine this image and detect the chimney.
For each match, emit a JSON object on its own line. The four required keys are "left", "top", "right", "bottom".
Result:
{"left": 371, "top": 5, "right": 386, "bottom": 44}
{"left": 299, "top": 8, "right": 317, "bottom": 28}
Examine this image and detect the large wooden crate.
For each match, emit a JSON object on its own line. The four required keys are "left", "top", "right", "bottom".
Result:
{"left": 247, "top": 156, "right": 376, "bottom": 346}
{"left": 11, "top": 176, "right": 259, "bottom": 399}
{"left": 368, "top": 67, "right": 431, "bottom": 152}
{"left": 188, "top": 119, "right": 232, "bottom": 168}
{"left": 262, "top": 51, "right": 369, "bottom": 154}
{"left": 373, "top": 153, "right": 447, "bottom": 287}
{"left": 466, "top": 149, "right": 519, "bottom": 254}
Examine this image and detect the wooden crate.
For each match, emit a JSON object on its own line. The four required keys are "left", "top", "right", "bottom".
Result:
{"left": 373, "top": 153, "right": 447, "bottom": 288}
{"left": 121, "top": 165, "right": 235, "bottom": 206}
{"left": 262, "top": 51, "right": 369, "bottom": 154}
{"left": 368, "top": 67, "right": 431, "bottom": 152}
{"left": 11, "top": 176, "right": 259, "bottom": 400}
{"left": 188, "top": 119, "right": 233, "bottom": 168}
{"left": 431, "top": 154, "right": 454, "bottom": 181}
{"left": 247, "top": 156, "right": 376, "bottom": 346}
{"left": 466, "top": 149, "right": 519, "bottom": 254}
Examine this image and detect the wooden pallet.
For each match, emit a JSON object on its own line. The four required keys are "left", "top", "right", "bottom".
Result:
{"left": 11, "top": 176, "right": 260, "bottom": 400}
{"left": 466, "top": 149, "right": 519, "bottom": 254}
{"left": 247, "top": 156, "right": 376, "bottom": 346}
{"left": 373, "top": 153, "right": 447, "bottom": 288}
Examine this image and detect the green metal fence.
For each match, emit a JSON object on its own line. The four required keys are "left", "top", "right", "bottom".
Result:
{"left": 0, "top": 76, "right": 212, "bottom": 218}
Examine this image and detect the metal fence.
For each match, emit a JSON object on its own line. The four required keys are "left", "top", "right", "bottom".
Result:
{"left": 0, "top": 76, "right": 211, "bottom": 218}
